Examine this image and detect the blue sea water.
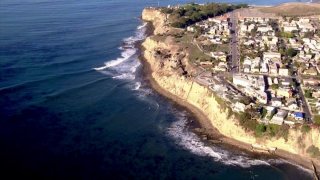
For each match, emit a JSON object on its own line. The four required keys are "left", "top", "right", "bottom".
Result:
{"left": 0, "top": 0, "right": 314, "bottom": 179}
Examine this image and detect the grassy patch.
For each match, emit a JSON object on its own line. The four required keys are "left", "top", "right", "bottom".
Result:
{"left": 314, "top": 115, "right": 320, "bottom": 126}
{"left": 301, "top": 124, "right": 311, "bottom": 134}
{"left": 307, "top": 145, "right": 320, "bottom": 159}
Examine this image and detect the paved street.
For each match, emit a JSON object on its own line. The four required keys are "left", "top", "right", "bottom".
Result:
{"left": 295, "top": 77, "right": 313, "bottom": 122}
{"left": 229, "top": 10, "right": 239, "bottom": 74}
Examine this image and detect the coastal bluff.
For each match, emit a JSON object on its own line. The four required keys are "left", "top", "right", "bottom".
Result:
{"left": 141, "top": 7, "right": 320, "bottom": 168}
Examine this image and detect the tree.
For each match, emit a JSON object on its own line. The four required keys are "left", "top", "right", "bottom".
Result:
{"left": 264, "top": 43, "right": 269, "bottom": 51}
{"left": 161, "top": 8, "right": 173, "bottom": 14}
{"left": 240, "top": 96, "right": 252, "bottom": 105}
{"left": 280, "top": 32, "right": 294, "bottom": 38}
{"left": 286, "top": 48, "right": 297, "bottom": 57}
{"left": 271, "top": 84, "right": 279, "bottom": 90}
{"left": 261, "top": 107, "right": 267, "bottom": 118}
{"left": 255, "top": 124, "right": 267, "bottom": 136}
{"left": 305, "top": 89, "right": 313, "bottom": 98}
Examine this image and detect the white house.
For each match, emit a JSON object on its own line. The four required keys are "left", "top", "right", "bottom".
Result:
{"left": 233, "top": 102, "right": 246, "bottom": 112}
{"left": 270, "top": 110, "right": 288, "bottom": 125}
{"left": 279, "top": 68, "right": 289, "bottom": 76}
{"left": 271, "top": 97, "right": 282, "bottom": 107}
{"left": 263, "top": 52, "right": 281, "bottom": 60}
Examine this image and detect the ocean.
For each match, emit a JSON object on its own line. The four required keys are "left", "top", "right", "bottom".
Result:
{"left": 0, "top": 0, "right": 314, "bottom": 179}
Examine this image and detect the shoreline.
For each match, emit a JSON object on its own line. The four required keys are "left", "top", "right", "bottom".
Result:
{"left": 138, "top": 21, "right": 320, "bottom": 175}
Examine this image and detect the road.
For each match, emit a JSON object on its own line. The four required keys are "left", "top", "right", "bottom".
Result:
{"left": 229, "top": 10, "right": 239, "bottom": 74}
{"left": 295, "top": 77, "right": 313, "bottom": 122}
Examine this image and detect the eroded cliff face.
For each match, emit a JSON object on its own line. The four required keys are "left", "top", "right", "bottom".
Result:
{"left": 141, "top": 8, "right": 320, "bottom": 161}
{"left": 142, "top": 8, "right": 168, "bottom": 35}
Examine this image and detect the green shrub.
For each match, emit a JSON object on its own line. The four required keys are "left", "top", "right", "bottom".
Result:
{"left": 278, "top": 125, "right": 289, "bottom": 141}
{"left": 286, "top": 48, "right": 297, "bottom": 57}
{"left": 168, "top": 3, "right": 247, "bottom": 28}
{"left": 161, "top": 8, "right": 174, "bottom": 14}
{"left": 261, "top": 107, "right": 267, "bottom": 118}
{"left": 239, "top": 96, "right": 252, "bottom": 105}
{"left": 301, "top": 125, "right": 311, "bottom": 134}
{"left": 271, "top": 84, "right": 279, "bottom": 90}
{"left": 255, "top": 124, "right": 267, "bottom": 137}
{"left": 227, "top": 107, "right": 233, "bottom": 118}
{"left": 314, "top": 115, "right": 320, "bottom": 126}
{"left": 267, "top": 124, "right": 280, "bottom": 137}
{"left": 304, "top": 89, "right": 313, "bottom": 99}
{"left": 238, "top": 112, "right": 258, "bottom": 132}
{"left": 306, "top": 145, "right": 320, "bottom": 159}
{"left": 280, "top": 32, "right": 294, "bottom": 38}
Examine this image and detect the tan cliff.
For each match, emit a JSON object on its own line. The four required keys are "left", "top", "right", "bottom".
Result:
{"left": 141, "top": 8, "right": 320, "bottom": 167}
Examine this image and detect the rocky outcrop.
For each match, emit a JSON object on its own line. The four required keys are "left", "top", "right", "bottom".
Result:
{"left": 141, "top": 8, "right": 320, "bottom": 163}
{"left": 142, "top": 8, "right": 169, "bottom": 35}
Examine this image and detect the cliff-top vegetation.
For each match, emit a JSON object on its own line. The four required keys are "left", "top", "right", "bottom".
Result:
{"left": 161, "top": 3, "right": 247, "bottom": 28}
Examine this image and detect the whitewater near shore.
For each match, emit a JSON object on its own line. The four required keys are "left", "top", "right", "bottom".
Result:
{"left": 140, "top": 6, "right": 320, "bottom": 174}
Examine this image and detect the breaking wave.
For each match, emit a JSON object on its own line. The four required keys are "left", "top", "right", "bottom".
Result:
{"left": 94, "top": 22, "right": 147, "bottom": 81}
{"left": 167, "top": 111, "right": 271, "bottom": 168}
{"left": 167, "top": 110, "right": 315, "bottom": 176}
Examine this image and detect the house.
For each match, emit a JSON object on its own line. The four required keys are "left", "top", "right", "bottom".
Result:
{"left": 279, "top": 68, "right": 289, "bottom": 76}
{"left": 214, "top": 62, "right": 228, "bottom": 72}
{"left": 267, "top": 77, "right": 273, "bottom": 85}
{"left": 256, "top": 90, "right": 268, "bottom": 104}
{"left": 248, "top": 24, "right": 255, "bottom": 32}
{"left": 269, "top": 64, "right": 278, "bottom": 75}
{"left": 262, "top": 36, "right": 278, "bottom": 46}
{"left": 233, "top": 102, "right": 246, "bottom": 112}
{"left": 200, "top": 61, "right": 212, "bottom": 66}
{"left": 271, "top": 97, "right": 282, "bottom": 107}
{"left": 294, "top": 112, "right": 304, "bottom": 121}
{"left": 284, "top": 120, "right": 295, "bottom": 126}
{"left": 257, "top": 26, "right": 273, "bottom": 33}
{"left": 263, "top": 52, "right": 281, "bottom": 60}
{"left": 277, "top": 88, "right": 292, "bottom": 98}
{"left": 270, "top": 110, "right": 288, "bottom": 125}
{"left": 281, "top": 79, "right": 291, "bottom": 87}
{"left": 243, "top": 58, "right": 252, "bottom": 73}
{"left": 260, "top": 63, "right": 269, "bottom": 73}
{"left": 303, "top": 67, "right": 318, "bottom": 76}
{"left": 283, "top": 25, "right": 298, "bottom": 32}
{"left": 211, "top": 52, "right": 227, "bottom": 62}
{"left": 313, "top": 90, "right": 320, "bottom": 98}
{"left": 187, "top": 26, "right": 195, "bottom": 32}
{"left": 240, "top": 24, "right": 248, "bottom": 32}
{"left": 303, "top": 79, "right": 320, "bottom": 86}
{"left": 288, "top": 100, "right": 299, "bottom": 110}
{"left": 266, "top": 106, "right": 276, "bottom": 116}
{"left": 244, "top": 64, "right": 251, "bottom": 73}
{"left": 233, "top": 75, "right": 251, "bottom": 87}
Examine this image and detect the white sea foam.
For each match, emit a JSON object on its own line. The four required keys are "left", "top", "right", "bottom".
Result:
{"left": 94, "top": 22, "right": 147, "bottom": 81}
{"left": 167, "top": 111, "right": 271, "bottom": 168}
{"left": 137, "top": 22, "right": 147, "bottom": 30}
{"left": 93, "top": 49, "right": 136, "bottom": 71}
{"left": 133, "top": 82, "right": 141, "bottom": 90}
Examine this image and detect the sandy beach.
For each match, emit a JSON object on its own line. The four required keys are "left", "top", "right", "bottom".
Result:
{"left": 139, "top": 22, "right": 320, "bottom": 176}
